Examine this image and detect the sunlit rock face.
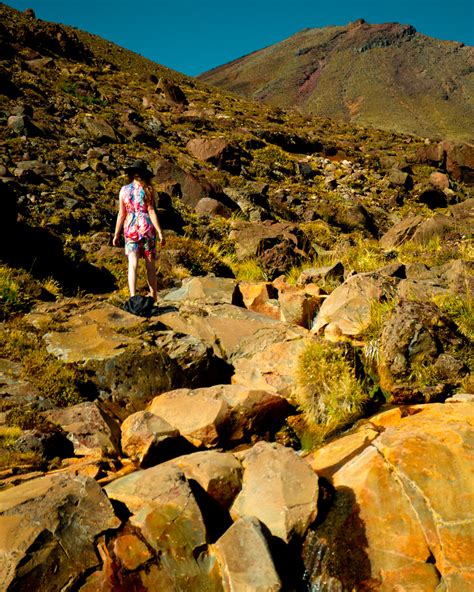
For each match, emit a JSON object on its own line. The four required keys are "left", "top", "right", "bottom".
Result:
{"left": 301, "top": 402, "right": 474, "bottom": 591}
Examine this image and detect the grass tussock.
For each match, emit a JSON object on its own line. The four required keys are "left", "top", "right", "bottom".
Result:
{"left": 432, "top": 292, "right": 474, "bottom": 342}
{"left": 295, "top": 340, "right": 368, "bottom": 443}
{"left": 0, "top": 326, "right": 90, "bottom": 410}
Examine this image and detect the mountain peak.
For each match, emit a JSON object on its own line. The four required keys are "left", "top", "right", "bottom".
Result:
{"left": 199, "top": 21, "right": 471, "bottom": 142}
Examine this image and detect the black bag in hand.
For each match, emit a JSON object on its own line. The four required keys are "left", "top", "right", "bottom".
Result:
{"left": 124, "top": 295, "right": 158, "bottom": 317}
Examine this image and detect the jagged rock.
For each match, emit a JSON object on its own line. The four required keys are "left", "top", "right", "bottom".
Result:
{"left": 154, "top": 158, "right": 221, "bottom": 208}
{"left": 380, "top": 215, "right": 424, "bottom": 248}
{"left": 231, "top": 441, "right": 319, "bottom": 542}
{"left": 229, "top": 220, "right": 310, "bottom": 263}
{"left": 42, "top": 301, "right": 226, "bottom": 416}
{"left": 195, "top": 197, "right": 233, "bottom": 218}
{"left": 397, "top": 259, "right": 474, "bottom": 300}
{"left": 120, "top": 410, "right": 180, "bottom": 465}
{"left": 0, "top": 473, "right": 120, "bottom": 591}
{"left": 186, "top": 137, "right": 241, "bottom": 174}
{"left": 302, "top": 403, "right": 474, "bottom": 591}
{"left": 237, "top": 281, "right": 280, "bottom": 319}
{"left": 155, "top": 77, "right": 188, "bottom": 105}
{"left": 379, "top": 300, "right": 468, "bottom": 402}
{"left": 163, "top": 276, "right": 239, "bottom": 305}
{"left": 305, "top": 424, "right": 379, "bottom": 479}
{"left": 13, "top": 159, "right": 55, "bottom": 178}
{"left": 232, "top": 335, "right": 312, "bottom": 399}
{"left": 82, "top": 115, "right": 117, "bottom": 142}
{"left": 25, "top": 56, "right": 53, "bottom": 70}
{"left": 158, "top": 299, "right": 308, "bottom": 364}
{"left": 278, "top": 288, "right": 320, "bottom": 329}
{"left": 148, "top": 388, "right": 230, "bottom": 448}
{"left": 104, "top": 464, "right": 218, "bottom": 589}
{"left": 7, "top": 115, "right": 43, "bottom": 136}
{"left": 172, "top": 450, "right": 243, "bottom": 509}
{"left": 222, "top": 186, "right": 272, "bottom": 222}
{"left": 41, "top": 401, "right": 120, "bottom": 456}
{"left": 297, "top": 262, "right": 345, "bottom": 287}
{"left": 389, "top": 168, "right": 411, "bottom": 187}
{"left": 312, "top": 273, "right": 394, "bottom": 338}
{"left": 213, "top": 517, "right": 281, "bottom": 591}
{"left": 411, "top": 213, "right": 455, "bottom": 244}
{"left": 148, "top": 384, "right": 292, "bottom": 447}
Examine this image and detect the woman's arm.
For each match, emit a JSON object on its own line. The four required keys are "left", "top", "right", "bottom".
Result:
{"left": 147, "top": 189, "right": 165, "bottom": 246}
{"left": 113, "top": 194, "right": 127, "bottom": 246}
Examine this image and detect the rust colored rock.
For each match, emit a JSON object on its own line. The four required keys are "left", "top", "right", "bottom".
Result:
{"left": 148, "top": 388, "right": 230, "bottom": 448}
{"left": 186, "top": 137, "right": 241, "bottom": 173}
{"left": 195, "top": 197, "right": 233, "bottom": 218}
{"left": 213, "top": 517, "right": 281, "bottom": 591}
{"left": 172, "top": 450, "right": 243, "bottom": 509}
{"left": 0, "top": 473, "right": 120, "bottom": 591}
{"left": 42, "top": 401, "right": 121, "bottom": 457}
{"left": 380, "top": 215, "right": 424, "bottom": 248}
{"left": 279, "top": 288, "right": 321, "bottom": 329}
{"left": 302, "top": 403, "right": 474, "bottom": 591}
{"left": 105, "top": 464, "right": 218, "bottom": 589}
{"left": 429, "top": 171, "right": 450, "bottom": 190}
{"left": 232, "top": 336, "right": 312, "bottom": 399}
{"left": 120, "top": 410, "right": 180, "bottom": 465}
{"left": 237, "top": 281, "right": 280, "bottom": 320}
{"left": 231, "top": 441, "right": 319, "bottom": 542}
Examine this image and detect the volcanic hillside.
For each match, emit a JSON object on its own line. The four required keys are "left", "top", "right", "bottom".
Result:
{"left": 199, "top": 19, "right": 474, "bottom": 142}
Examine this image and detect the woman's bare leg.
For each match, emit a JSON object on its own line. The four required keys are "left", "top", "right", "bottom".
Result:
{"left": 145, "top": 256, "right": 158, "bottom": 301}
{"left": 127, "top": 251, "right": 139, "bottom": 297}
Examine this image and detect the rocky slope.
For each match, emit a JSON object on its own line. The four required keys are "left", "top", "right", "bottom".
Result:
{"left": 0, "top": 4, "right": 473, "bottom": 591}
{"left": 199, "top": 19, "right": 474, "bottom": 142}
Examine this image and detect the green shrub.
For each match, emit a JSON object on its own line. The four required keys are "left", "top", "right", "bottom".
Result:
{"left": 0, "top": 265, "right": 31, "bottom": 320}
{"left": 295, "top": 340, "right": 368, "bottom": 439}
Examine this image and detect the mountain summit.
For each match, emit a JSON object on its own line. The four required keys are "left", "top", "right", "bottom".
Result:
{"left": 199, "top": 20, "right": 474, "bottom": 142}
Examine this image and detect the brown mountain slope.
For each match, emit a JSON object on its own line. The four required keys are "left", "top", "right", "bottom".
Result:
{"left": 198, "top": 20, "right": 474, "bottom": 142}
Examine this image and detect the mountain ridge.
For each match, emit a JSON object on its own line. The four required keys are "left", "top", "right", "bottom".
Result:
{"left": 198, "top": 19, "right": 474, "bottom": 142}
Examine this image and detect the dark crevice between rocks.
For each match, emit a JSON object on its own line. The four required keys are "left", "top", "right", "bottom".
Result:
{"left": 257, "top": 520, "right": 306, "bottom": 591}
{"left": 187, "top": 479, "right": 233, "bottom": 544}
{"left": 301, "top": 486, "right": 375, "bottom": 591}
{"left": 139, "top": 436, "right": 197, "bottom": 468}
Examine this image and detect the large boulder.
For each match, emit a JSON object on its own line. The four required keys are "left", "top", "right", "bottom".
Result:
{"left": 302, "top": 402, "right": 474, "bottom": 591}
{"left": 153, "top": 158, "right": 221, "bottom": 208}
{"left": 120, "top": 410, "right": 180, "bottom": 466}
{"left": 186, "top": 137, "right": 241, "bottom": 174}
{"left": 147, "top": 384, "right": 292, "bottom": 447}
{"left": 172, "top": 450, "right": 243, "bottom": 510}
{"left": 41, "top": 401, "right": 120, "bottom": 457}
{"left": 231, "top": 441, "right": 319, "bottom": 542}
{"left": 232, "top": 336, "right": 313, "bottom": 399}
{"left": 213, "top": 517, "right": 281, "bottom": 591}
{"left": 157, "top": 300, "right": 307, "bottom": 361}
{"left": 312, "top": 273, "right": 396, "bottom": 339}
{"left": 104, "top": 463, "right": 219, "bottom": 589}
{"left": 41, "top": 301, "right": 227, "bottom": 416}
{"left": 379, "top": 300, "right": 468, "bottom": 402}
{"left": 0, "top": 473, "right": 120, "bottom": 591}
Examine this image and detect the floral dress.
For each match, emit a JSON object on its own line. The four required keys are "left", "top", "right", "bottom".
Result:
{"left": 120, "top": 182, "right": 156, "bottom": 259}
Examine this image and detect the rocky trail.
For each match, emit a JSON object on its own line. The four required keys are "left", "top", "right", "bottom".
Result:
{"left": 1, "top": 273, "right": 473, "bottom": 591}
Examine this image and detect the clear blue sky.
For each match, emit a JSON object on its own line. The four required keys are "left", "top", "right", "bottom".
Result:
{"left": 4, "top": 0, "right": 474, "bottom": 76}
